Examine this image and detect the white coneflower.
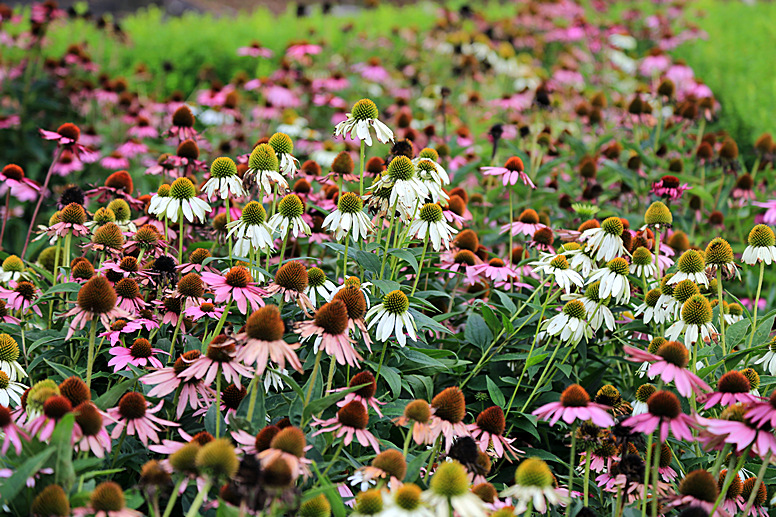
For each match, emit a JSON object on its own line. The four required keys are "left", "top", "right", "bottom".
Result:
{"left": 408, "top": 203, "right": 457, "bottom": 251}
{"left": 413, "top": 148, "right": 449, "bottom": 184}
{"left": 668, "top": 249, "right": 708, "bottom": 287}
{"left": 562, "top": 281, "right": 615, "bottom": 331}
{"left": 541, "top": 300, "right": 593, "bottom": 345}
{"left": 369, "top": 156, "right": 428, "bottom": 216}
{"left": 202, "top": 156, "right": 246, "bottom": 200}
{"left": 587, "top": 257, "right": 631, "bottom": 304}
{"left": 0, "top": 256, "right": 27, "bottom": 284}
{"left": 755, "top": 336, "right": 776, "bottom": 375}
{"left": 365, "top": 290, "right": 417, "bottom": 347}
{"left": 565, "top": 243, "right": 596, "bottom": 277}
{"left": 268, "top": 194, "right": 311, "bottom": 239}
{"left": 226, "top": 201, "right": 275, "bottom": 256}
{"left": 305, "top": 267, "right": 336, "bottom": 307}
{"left": 148, "top": 184, "right": 170, "bottom": 218}
{"left": 333, "top": 98, "right": 394, "bottom": 146}
{"left": 631, "top": 384, "right": 656, "bottom": 415}
{"left": 665, "top": 294, "right": 716, "bottom": 348}
{"left": 704, "top": 237, "right": 739, "bottom": 280}
{"left": 151, "top": 177, "right": 211, "bottom": 223}
{"left": 244, "top": 143, "right": 288, "bottom": 195}
{"left": 582, "top": 216, "right": 626, "bottom": 262}
{"left": 322, "top": 192, "right": 375, "bottom": 242}
{"left": 634, "top": 288, "right": 662, "bottom": 325}
{"left": 421, "top": 461, "right": 486, "bottom": 517}
{"left": 630, "top": 246, "right": 657, "bottom": 278}
{"left": 500, "top": 457, "right": 567, "bottom": 514}
{"left": 531, "top": 255, "right": 584, "bottom": 294}
{"left": 0, "top": 334, "right": 25, "bottom": 382}
{"left": 268, "top": 132, "right": 300, "bottom": 178}
{"left": 742, "top": 224, "right": 776, "bottom": 265}
{"left": 415, "top": 160, "right": 449, "bottom": 205}
{"left": 666, "top": 278, "right": 701, "bottom": 321}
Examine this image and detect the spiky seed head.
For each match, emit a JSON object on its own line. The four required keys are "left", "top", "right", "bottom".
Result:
{"left": 351, "top": 98, "right": 379, "bottom": 121}
{"left": 644, "top": 201, "right": 672, "bottom": 226}
{"left": 278, "top": 194, "right": 304, "bottom": 219}
{"left": 430, "top": 460, "right": 469, "bottom": 498}
{"left": 678, "top": 470, "right": 718, "bottom": 503}
{"left": 337, "top": 192, "right": 363, "bottom": 214}
{"left": 270, "top": 426, "right": 307, "bottom": 457}
{"left": 635, "top": 383, "right": 656, "bottom": 403}
{"left": 383, "top": 290, "right": 409, "bottom": 314}
{"left": 632, "top": 246, "right": 653, "bottom": 266}
{"left": 387, "top": 156, "right": 414, "bottom": 181}
{"left": 248, "top": 143, "right": 279, "bottom": 171}
{"left": 748, "top": 224, "right": 776, "bottom": 247}
{"left": 562, "top": 300, "right": 586, "bottom": 320}
{"left": 514, "top": 457, "right": 554, "bottom": 487}
{"left": 681, "top": 294, "right": 712, "bottom": 325}
{"left": 268, "top": 132, "right": 293, "bottom": 155}
{"left": 210, "top": 157, "right": 237, "bottom": 179}
{"left": 560, "top": 384, "right": 590, "bottom": 407}
{"left": 601, "top": 216, "right": 624, "bottom": 236}
{"left": 31, "top": 484, "right": 71, "bottom": 517}
{"left": 298, "top": 494, "right": 331, "bottom": 517}
{"left": 77, "top": 276, "right": 117, "bottom": 314}
{"left": 404, "top": 399, "right": 431, "bottom": 423}
{"left": 331, "top": 151, "right": 355, "bottom": 175}
{"left": 275, "top": 260, "right": 308, "bottom": 291}
{"left": 196, "top": 438, "right": 239, "bottom": 479}
{"left": 419, "top": 203, "right": 443, "bottom": 223}
{"left": 90, "top": 482, "right": 126, "bottom": 513}
{"left": 647, "top": 390, "right": 681, "bottom": 419}
{"left": 371, "top": 449, "right": 407, "bottom": 481}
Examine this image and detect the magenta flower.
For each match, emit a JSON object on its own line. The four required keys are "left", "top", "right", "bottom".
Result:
{"left": 237, "top": 41, "right": 273, "bottom": 58}
{"left": 697, "top": 370, "right": 761, "bottom": 410}
{"left": 107, "top": 338, "right": 166, "bottom": 372}
{"left": 184, "top": 302, "right": 223, "bottom": 321}
{"left": 235, "top": 305, "right": 302, "bottom": 377}
{"left": 0, "top": 405, "right": 27, "bottom": 455}
{"left": 622, "top": 390, "right": 697, "bottom": 442}
{"left": 107, "top": 392, "right": 178, "bottom": 446}
{"left": 27, "top": 395, "right": 72, "bottom": 442}
{"left": 39, "top": 122, "right": 99, "bottom": 161}
{"left": 623, "top": 344, "right": 710, "bottom": 397}
{"left": 180, "top": 339, "right": 254, "bottom": 386}
{"left": 650, "top": 175, "right": 690, "bottom": 201}
{"left": 0, "top": 164, "right": 40, "bottom": 202}
{"left": 141, "top": 350, "right": 214, "bottom": 419}
{"left": 312, "top": 401, "right": 380, "bottom": 452}
{"left": 467, "top": 406, "right": 523, "bottom": 460}
{"left": 481, "top": 156, "right": 535, "bottom": 188}
{"left": 533, "top": 384, "right": 615, "bottom": 427}
{"left": 332, "top": 371, "right": 385, "bottom": 417}
{"left": 697, "top": 411, "right": 776, "bottom": 459}
{"left": 73, "top": 402, "right": 113, "bottom": 458}
{"left": 295, "top": 300, "right": 362, "bottom": 367}
{"left": 202, "top": 266, "right": 266, "bottom": 314}
{"left": 0, "top": 280, "right": 43, "bottom": 318}
{"left": 746, "top": 390, "right": 776, "bottom": 429}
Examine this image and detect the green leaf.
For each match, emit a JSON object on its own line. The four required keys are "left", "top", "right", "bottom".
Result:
{"left": 381, "top": 366, "right": 402, "bottom": 398}
{"left": 399, "top": 348, "right": 448, "bottom": 370}
{"left": 486, "top": 377, "right": 506, "bottom": 407}
{"left": 494, "top": 290, "right": 517, "bottom": 314}
{"left": 302, "top": 383, "right": 369, "bottom": 422}
{"left": 372, "top": 279, "right": 401, "bottom": 295}
{"left": 204, "top": 401, "right": 225, "bottom": 437}
{"left": 464, "top": 313, "right": 493, "bottom": 350}
{"left": 404, "top": 449, "right": 432, "bottom": 484}
{"left": 94, "top": 378, "right": 136, "bottom": 409}
{"left": 309, "top": 461, "right": 348, "bottom": 517}
{"left": 354, "top": 250, "right": 382, "bottom": 274}
{"left": 44, "top": 282, "right": 82, "bottom": 294}
{"left": 410, "top": 310, "right": 450, "bottom": 335}
{"left": 389, "top": 249, "right": 420, "bottom": 273}
{"left": 43, "top": 359, "right": 80, "bottom": 382}
{"left": 48, "top": 413, "right": 76, "bottom": 489}
{"left": 527, "top": 353, "right": 549, "bottom": 368}
{"left": 725, "top": 319, "right": 750, "bottom": 347}
{"left": 0, "top": 448, "right": 55, "bottom": 502}
{"left": 752, "top": 313, "right": 776, "bottom": 346}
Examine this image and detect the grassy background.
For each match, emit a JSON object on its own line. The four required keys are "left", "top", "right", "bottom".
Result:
{"left": 673, "top": 0, "right": 776, "bottom": 148}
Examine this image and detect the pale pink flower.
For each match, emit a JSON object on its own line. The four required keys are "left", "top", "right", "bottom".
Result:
{"left": 107, "top": 392, "right": 178, "bottom": 446}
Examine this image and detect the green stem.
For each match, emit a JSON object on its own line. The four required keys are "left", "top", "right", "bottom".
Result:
{"left": 653, "top": 230, "right": 661, "bottom": 281}
{"left": 749, "top": 261, "right": 765, "bottom": 347}
{"left": 565, "top": 424, "right": 578, "bottom": 517}
{"left": 86, "top": 318, "right": 97, "bottom": 389}
{"left": 410, "top": 238, "right": 429, "bottom": 296}
{"left": 304, "top": 349, "right": 323, "bottom": 407}
{"left": 359, "top": 140, "right": 366, "bottom": 197}
{"left": 177, "top": 208, "right": 184, "bottom": 264}
{"left": 650, "top": 437, "right": 660, "bottom": 517}
{"left": 717, "top": 269, "right": 726, "bottom": 356}
{"left": 277, "top": 230, "right": 289, "bottom": 272}
{"left": 320, "top": 440, "right": 345, "bottom": 479}
{"left": 743, "top": 452, "right": 772, "bottom": 514}
{"left": 342, "top": 237, "right": 349, "bottom": 278}
{"left": 325, "top": 357, "right": 337, "bottom": 394}
{"left": 184, "top": 479, "right": 212, "bottom": 517}
{"left": 170, "top": 313, "right": 184, "bottom": 363}
{"left": 711, "top": 443, "right": 732, "bottom": 477}
{"left": 583, "top": 446, "right": 591, "bottom": 507}
{"left": 378, "top": 201, "right": 398, "bottom": 282}
{"left": 374, "top": 340, "right": 389, "bottom": 385}
{"left": 246, "top": 375, "right": 259, "bottom": 422}
{"left": 402, "top": 427, "right": 413, "bottom": 456}
{"left": 208, "top": 301, "right": 233, "bottom": 345}
{"left": 215, "top": 372, "right": 221, "bottom": 438}
{"left": 225, "top": 198, "right": 233, "bottom": 264}
{"left": 710, "top": 447, "right": 751, "bottom": 515}
{"left": 641, "top": 433, "right": 654, "bottom": 517}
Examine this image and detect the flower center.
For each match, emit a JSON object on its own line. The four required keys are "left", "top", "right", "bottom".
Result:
{"left": 176, "top": 139, "right": 199, "bottom": 160}
{"left": 476, "top": 406, "right": 506, "bottom": 435}
{"left": 77, "top": 276, "right": 117, "bottom": 314}
{"left": 351, "top": 98, "right": 379, "bottom": 121}
{"left": 225, "top": 266, "right": 252, "bottom": 288}
{"left": 60, "top": 203, "right": 87, "bottom": 224}
{"left": 210, "top": 156, "right": 237, "bottom": 179}
{"left": 118, "top": 392, "right": 147, "bottom": 420}
{"left": 91, "top": 481, "right": 125, "bottom": 513}
{"left": 130, "top": 338, "right": 152, "bottom": 359}
{"left": 431, "top": 386, "right": 466, "bottom": 423}
{"left": 562, "top": 300, "right": 586, "bottom": 320}
{"left": 337, "top": 400, "right": 369, "bottom": 429}
{"left": 2, "top": 164, "right": 24, "bottom": 181}
{"left": 404, "top": 399, "right": 431, "bottom": 423}
{"left": 635, "top": 383, "right": 656, "bottom": 403}
{"left": 172, "top": 106, "right": 195, "bottom": 128}
{"left": 419, "top": 203, "right": 443, "bottom": 223}
{"left": 338, "top": 192, "right": 363, "bottom": 214}
{"left": 57, "top": 122, "right": 81, "bottom": 141}
{"left": 93, "top": 222, "right": 125, "bottom": 249}
{"left": 314, "top": 300, "right": 348, "bottom": 335}
{"left": 59, "top": 376, "right": 91, "bottom": 407}
{"left": 387, "top": 156, "right": 414, "bottom": 181}
{"left": 454, "top": 250, "right": 477, "bottom": 266}
{"left": 394, "top": 484, "right": 421, "bottom": 510}
{"left": 679, "top": 470, "right": 718, "bottom": 503}
{"left": 383, "top": 290, "right": 409, "bottom": 315}
{"left": 647, "top": 390, "right": 681, "bottom": 419}
{"left": 75, "top": 402, "right": 103, "bottom": 436}
{"left": 1, "top": 255, "right": 23, "bottom": 273}
{"left": 748, "top": 224, "right": 775, "bottom": 247}
{"left": 645, "top": 201, "right": 673, "bottom": 226}
{"left": 270, "top": 426, "right": 307, "bottom": 458}
{"left": 275, "top": 261, "right": 308, "bottom": 292}
{"left": 430, "top": 461, "right": 469, "bottom": 497}
{"left": 533, "top": 227, "right": 554, "bottom": 245}
{"left": 0, "top": 334, "right": 19, "bottom": 362}
{"left": 504, "top": 156, "right": 524, "bottom": 172}
{"left": 514, "top": 457, "right": 554, "bottom": 487}
{"left": 332, "top": 151, "right": 355, "bottom": 175}
{"left": 107, "top": 199, "right": 130, "bottom": 221}
{"left": 278, "top": 194, "right": 304, "bottom": 219}
{"left": 519, "top": 208, "right": 539, "bottom": 224}
{"left": 601, "top": 217, "right": 624, "bottom": 236}
{"left": 560, "top": 384, "right": 590, "bottom": 407}
{"left": 241, "top": 201, "right": 267, "bottom": 226}
{"left": 632, "top": 246, "right": 653, "bottom": 266}
{"left": 656, "top": 341, "right": 689, "bottom": 368}
{"left": 677, "top": 250, "right": 705, "bottom": 274}
{"left": 717, "top": 371, "right": 750, "bottom": 393}
{"left": 14, "top": 281, "right": 36, "bottom": 300}
{"left": 245, "top": 305, "right": 285, "bottom": 341}
{"left": 221, "top": 384, "right": 247, "bottom": 410}
{"left": 681, "top": 295, "right": 712, "bottom": 325}
{"left": 255, "top": 425, "right": 280, "bottom": 452}
{"left": 169, "top": 177, "right": 196, "bottom": 200}
{"left": 248, "top": 143, "right": 279, "bottom": 171}
{"left": 705, "top": 238, "right": 733, "bottom": 265}
{"left": 114, "top": 278, "right": 140, "bottom": 299}
{"left": 454, "top": 229, "right": 479, "bottom": 252}
{"left": 206, "top": 342, "right": 236, "bottom": 363}
{"left": 43, "top": 395, "right": 72, "bottom": 419}
{"left": 607, "top": 257, "right": 629, "bottom": 275}
{"left": 673, "top": 279, "right": 700, "bottom": 303}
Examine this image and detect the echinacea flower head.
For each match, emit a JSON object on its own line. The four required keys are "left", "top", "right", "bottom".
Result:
{"left": 622, "top": 390, "right": 696, "bottom": 442}
{"left": 669, "top": 249, "right": 708, "bottom": 286}
{"left": 63, "top": 275, "right": 128, "bottom": 339}
{"left": 541, "top": 300, "right": 593, "bottom": 345}
{"left": 108, "top": 392, "right": 179, "bottom": 446}
{"left": 632, "top": 383, "right": 656, "bottom": 415}
{"left": 651, "top": 175, "right": 691, "bottom": 201}
{"left": 73, "top": 401, "right": 111, "bottom": 458}
{"left": 698, "top": 370, "right": 759, "bottom": 409}
{"left": 298, "top": 494, "right": 331, "bottom": 517}
{"left": 227, "top": 201, "right": 274, "bottom": 256}
{"left": 31, "top": 484, "right": 70, "bottom": 517}
{"left": 245, "top": 143, "right": 287, "bottom": 194}
{"left": 322, "top": 192, "right": 374, "bottom": 241}
{"left": 429, "top": 386, "right": 469, "bottom": 449}
{"left": 268, "top": 132, "right": 299, "bottom": 177}
{"left": 84, "top": 480, "right": 141, "bottom": 517}
{"left": 353, "top": 488, "right": 384, "bottom": 516}
{"left": 408, "top": 202, "right": 457, "bottom": 251}
{"left": 237, "top": 304, "right": 302, "bottom": 375}
{"left": 664, "top": 470, "right": 722, "bottom": 515}
{"left": 0, "top": 333, "right": 24, "bottom": 381}
{"left": 334, "top": 98, "right": 394, "bottom": 146}
{"left": 267, "top": 261, "right": 315, "bottom": 312}
{"left": 501, "top": 457, "right": 567, "bottom": 514}
{"left": 624, "top": 343, "right": 710, "bottom": 397}
{"left": 742, "top": 224, "right": 776, "bottom": 265}
{"left": 202, "top": 156, "right": 246, "bottom": 200}
{"left": 155, "top": 177, "right": 211, "bottom": 224}
{"left": 481, "top": 156, "right": 535, "bottom": 188}
{"left": 365, "top": 290, "right": 417, "bottom": 347}
{"left": 296, "top": 299, "right": 361, "bottom": 366}
{"left": 469, "top": 405, "right": 522, "bottom": 460}
{"left": 644, "top": 200, "right": 673, "bottom": 228}
{"left": 582, "top": 216, "right": 626, "bottom": 262}
{"left": 395, "top": 399, "right": 433, "bottom": 445}
{"left": 741, "top": 476, "right": 768, "bottom": 514}
{"left": 0, "top": 255, "right": 26, "bottom": 283}
{"left": 422, "top": 460, "right": 487, "bottom": 517}
{"left": 533, "top": 384, "right": 615, "bottom": 427}
{"left": 268, "top": 193, "right": 311, "bottom": 239}
{"left": 313, "top": 400, "right": 380, "bottom": 451}
{"left": 665, "top": 294, "right": 715, "bottom": 347}
{"left": 195, "top": 437, "right": 239, "bottom": 480}
{"left": 0, "top": 404, "right": 27, "bottom": 454}
{"left": 630, "top": 246, "right": 657, "bottom": 277}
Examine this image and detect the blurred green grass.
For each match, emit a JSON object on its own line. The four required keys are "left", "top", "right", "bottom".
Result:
{"left": 673, "top": 0, "right": 776, "bottom": 148}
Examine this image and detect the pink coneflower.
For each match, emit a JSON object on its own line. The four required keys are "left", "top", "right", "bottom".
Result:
{"left": 663, "top": 469, "right": 727, "bottom": 516}
{"left": 746, "top": 390, "right": 776, "bottom": 429}
{"left": 753, "top": 199, "right": 776, "bottom": 226}
{"left": 141, "top": 350, "right": 213, "bottom": 419}
{"left": 394, "top": 399, "right": 434, "bottom": 445}
{"left": 237, "top": 41, "right": 273, "bottom": 58}
{"left": 333, "top": 371, "right": 385, "bottom": 417}
{"left": 51, "top": 149, "right": 85, "bottom": 176}
{"left": 623, "top": 343, "right": 710, "bottom": 397}
{"left": 0, "top": 300, "right": 19, "bottom": 325}
{"left": 100, "top": 151, "right": 130, "bottom": 170}
{"left": 235, "top": 305, "right": 302, "bottom": 376}
{"left": 257, "top": 426, "right": 312, "bottom": 479}
{"left": 172, "top": 272, "right": 207, "bottom": 311}
{"left": 108, "top": 338, "right": 166, "bottom": 372}
{"left": 295, "top": 300, "right": 362, "bottom": 367}
{"left": 113, "top": 278, "right": 145, "bottom": 313}
{"left": 123, "top": 225, "right": 168, "bottom": 259}
{"left": 481, "top": 157, "right": 536, "bottom": 188}
{"left": 1, "top": 280, "right": 43, "bottom": 318}
{"left": 651, "top": 175, "right": 690, "bottom": 201}
{"left": 467, "top": 258, "right": 520, "bottom": 286}
{"left": 62, "top": 276, "right": 128, "bottom": 339}
{"left": 202, "top": 266, "right": 266, "bottom": 314}
{"left": 428, "top": 387, "right": 470, "bottom": 450}
{"left": 697, "top": 404, "right": 776, "bottom": 458}
{"left": 533, "top": 384, "right": 615, "bottom": 427}
{"left": 27, "top": 395, "right": 72, "bottom": 441}
{"left": 74, "top": 481, "right": 142, "bottom": 517}
{"left": 331, "top": 282, "right": 373, "bottom": 347}
{"left": 698, "top": 370, "right": 761, "bottom": 409}
{"left": 73, "top": 402, "right": 112, "bottom": 458}
{"left": 184, "top": 301, "right": 223, "bottom": 322}
{"left": 286, "top": 41, "right": 322, "bottom": 59}
{"left": 0, "top": 164, "right": 40, "bottom": 202}
{"left": 439, "top": 249, "right": 482, "bottom": 285}
{"left": 622, "top": 390, "right": 696, "bottom": 442}
{"left": 107, "top": 392, "right": 178, "bottom": 446}
{"left": 176, "top": 248, "right": 216, "bottom": 275}
{"left": 39, "top": 122, "right": 99, "bottom": 161}
{"left": 100, "top": 256, "right": 148, "bottom": 282}
{"left": 127, "top": 116, "right": 158, "bottom": 139}
{"left": 99, "top": 319, "right": 131, "bottom": 347}
{"left": 166, "top": 105, "right": 198, "bottom": 142}
{"left": 0, "top": 405, "right": 27, "bottom": 455}
{"left": 181, "top": 338, "right": 254, "bottom": 386}
{"left": 353, "top": 58, "right": 390, "bottom": 82}
{"left": 44, "top": 203, "right": 90, "bottom": 239}
{"left": 232, "top": 424, "right": 280, "bottom": 456}
{"left": 312, "top": 400, "right": 380, "bottom": 452}
{"left": 265, "top": 261, "right": 315, "bottom": 314}
{"left": 502, "top": 208, "right": 546, "bottom": 237}
{"left": 468, "top": 406, "right": 522, "bottom": 460}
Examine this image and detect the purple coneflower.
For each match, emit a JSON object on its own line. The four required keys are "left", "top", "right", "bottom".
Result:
{"left": 532, "top": 384, "right": 615, "bottom": 427}
{"left": 107, "top": 392, "right": 178, "bottom": 446}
